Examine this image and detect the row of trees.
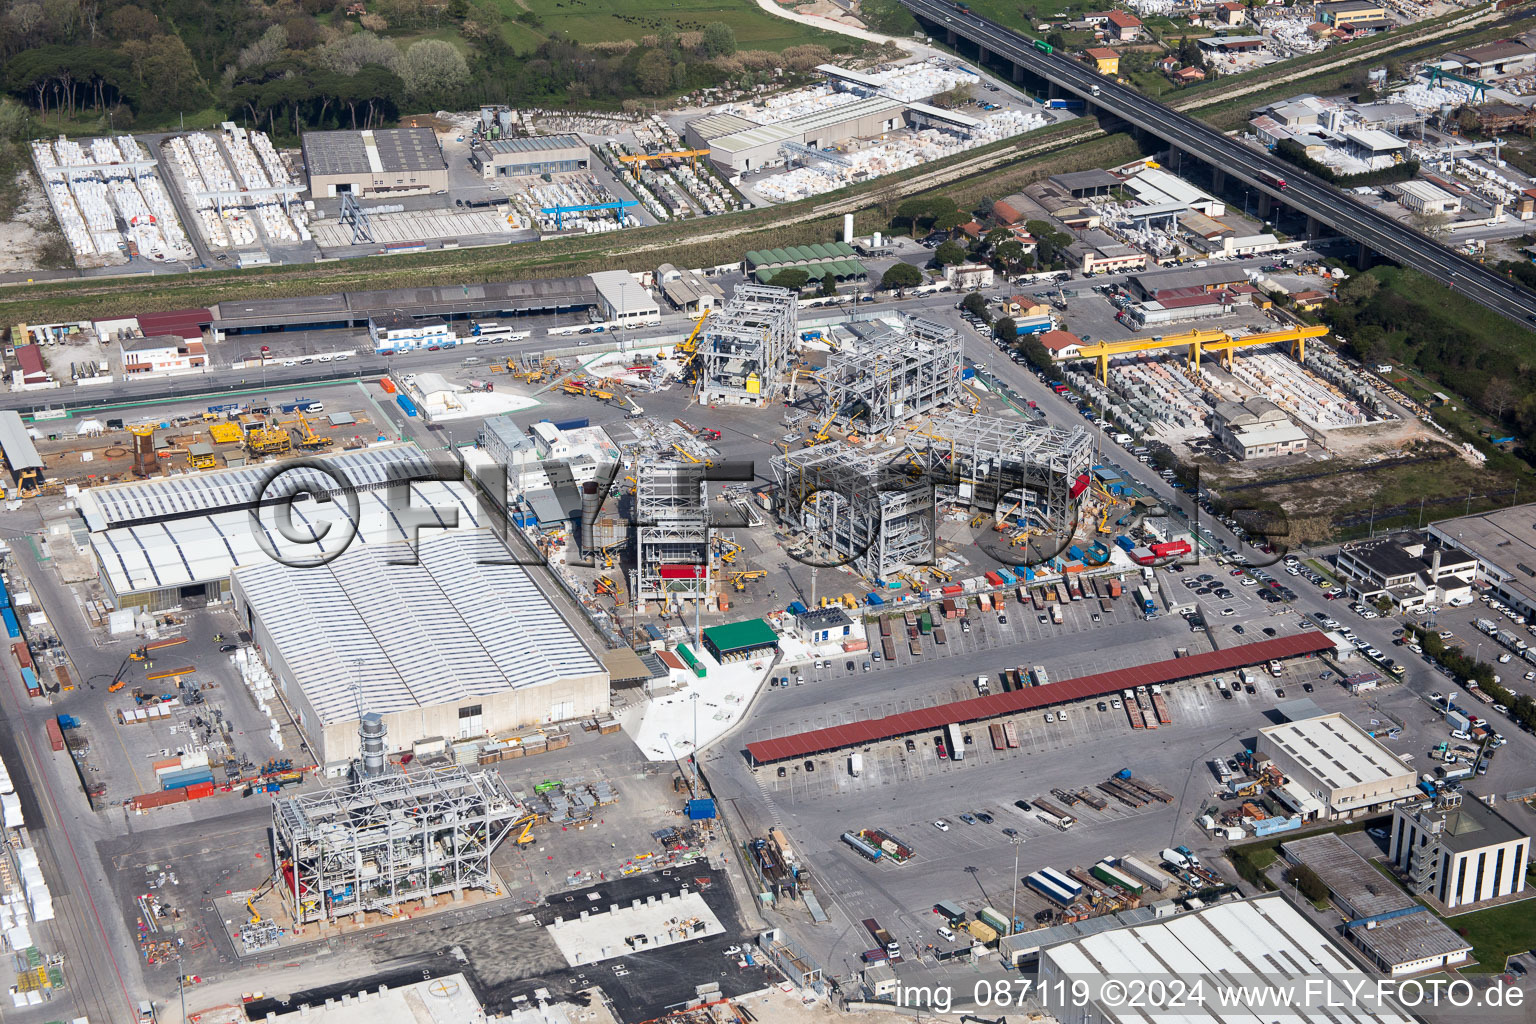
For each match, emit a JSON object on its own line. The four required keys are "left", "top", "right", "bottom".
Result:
{"left": 0, "top": 0, "right": 782, "bottom": 135}
{"left": 1407, "top": 625, "right": 1536, "bottom": 737}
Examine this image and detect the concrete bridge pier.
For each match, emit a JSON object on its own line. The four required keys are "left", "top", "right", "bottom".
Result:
{"left": 1011, "top": 61, "right": 1025, "bottom": 84}
{"left": 1256, "top": 193, "right": 1273, "bottom": 220}
{"left": 1211, "top": 169, "right": 1226, "bottom": 193}
{"left": 1354, "top": 241, "right": 1372, "bottom": 269}
{"left": 1306, "top": 215, "right": 1321, "bottom": 237}
{"left": 947, "top": 28, "right": 957, "bottom": 46}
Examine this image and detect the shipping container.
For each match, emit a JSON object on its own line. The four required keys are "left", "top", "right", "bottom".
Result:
{"left": 395, "top": 394, "right": 419, "bottom": 417}
{"left": 45, "top": 718, "right": 64, "bottom": 751}
{"left": 1119, "top": 855, "right": 1175, "bottom": 893}
{"left": 946, "top": 723, "right": 964, "bottom": 761}
{"left": 1091, "top": 860, "right": 1145, "bottom": 896}
{"left": 934, "top": 899, "right": 967, "bottom": 925}
{"left": 985, "top": 571, "right": 1005, "bottom": 587}
{"left": 2, "top": 607, "right": 20, "bottom": 638}
{"left": 11, "top": 641, "right": 31, "bottom": 671}
{"left": 1025, "top": 872, "right": 1076, "bottom": 907}
{"left": 1107, "top": 579, "right": 1123, "bottom": 598}
{"left": 21, "top": 666, "right": 39, "bottom": 696}
{"left": 977, "top": 906, "right": 1011, "bottom": 935}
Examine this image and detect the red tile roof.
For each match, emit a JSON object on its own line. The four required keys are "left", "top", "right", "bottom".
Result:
{"left": 136, "top": 308, "right": 212, "bottom": 341}
{"left": 1107, "top": 10, "right": 1142, "bottom": 27}
{"left": 14, "top": 346, "right": 45, "bottom": 377}
{"left": 744, "top": 633, "right": 1333, "bottom": 762}
{"left": 1086, "top": 47, "right": 1121, "bottom": 59}
{"left": 1039, "top": 329, "right": 1082, "bottom": 351}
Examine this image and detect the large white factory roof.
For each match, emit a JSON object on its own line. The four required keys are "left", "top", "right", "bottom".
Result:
{"left": 78, "top": 445, "right": 439, "bottom": 529}
{"left": 1039, "top": 895, "right": 1416, "bottom": 1024}
{"left": 233, "top": 531, "right": 603, "bottom": 726}
{"left": 1258, "top": 712, "right": 1414, "bottom": 792}
{"left": 91, "top": 476, "right": 486, "bottom": 596}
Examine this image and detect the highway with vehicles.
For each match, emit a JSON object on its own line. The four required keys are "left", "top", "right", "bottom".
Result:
{"left": 901, "top": 0, "right": 1536, "bottom": 327}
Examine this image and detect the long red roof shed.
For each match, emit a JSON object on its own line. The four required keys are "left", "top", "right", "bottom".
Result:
{"left": 744, "top": 632, "right": 1332, "bottom": 763}
{"left": 136, "top": 308, "right": 212, "bottom": 341}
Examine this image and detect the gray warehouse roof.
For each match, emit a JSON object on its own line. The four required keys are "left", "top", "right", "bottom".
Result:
{"left": 480, "top": 134, "right": 586, "bottom": 155}
{"left": 212, "top": 277, "right": 599, "bottom": 331}
{"left": 233, "top": 530, "right": 604, "bottom": 727}
{"left": 0, "top": 411, "right": 43, "bottom": 472}
{"left": 302, "top": 127, "right": 445, "bottom": 176}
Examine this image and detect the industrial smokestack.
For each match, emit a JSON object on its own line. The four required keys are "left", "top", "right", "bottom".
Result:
{"left": 844, "top": 213, "right": 854, "bottom": 244}
{"left": 359, "top": 713, "right": 387, "bottom": 779}
{"left": 581, "top": 481, "right": 601, "bottom": 557}
{"left": 1432, "top": 549, "right": 1442, "bottom": 575}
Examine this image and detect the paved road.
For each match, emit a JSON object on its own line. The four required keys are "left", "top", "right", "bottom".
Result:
{"left": 902, "top": 0, "right": 1536, "bottom": 328}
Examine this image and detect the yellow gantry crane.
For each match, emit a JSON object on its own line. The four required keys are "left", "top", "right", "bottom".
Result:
{"left": 1073, "top": 324, "right": 1330, "bottom": 382}
{"left": 616, "top": 149, "right": 711, "bottom": 180}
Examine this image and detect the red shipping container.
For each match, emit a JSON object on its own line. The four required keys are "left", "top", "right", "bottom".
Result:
{"left": 941, "top": 584, "right": 963, "bottom": 596}
{"left": 658, "top": 564, "right": 707, "bottom": 580}
{"left": 1070, "top": 473, "right": 1090, "bottom": 499}
{"left": 184, "top": 781, "right": 216, "bottom": 801}
{"left": 45, "top": 719, "right": 64, "bottom": 751}
{"left": 11, "top": 642, "right": 31, "bottom": 671}
{"left": 985, "top": 571, "right": 1005, "bottom": 587}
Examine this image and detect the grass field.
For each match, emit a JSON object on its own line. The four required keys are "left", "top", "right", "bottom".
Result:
{"left": 497, "top": 0, "right": 845, "bottom": 52}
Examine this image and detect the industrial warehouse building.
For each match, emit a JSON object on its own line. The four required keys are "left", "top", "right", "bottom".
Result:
{"left": 1428, "top": 503, "right": 1536, "bottom": 618}
{"left": 1389, "top": 798, "right": 1531, "bottom": 910}
{"left": 1210, "top": 397, "right": 1309, "bottom": 461}
{"left": 687, "top": 97, "right": 906, "bottom": 174}
{"left": 701, "top": 620, "right": 780, "bottom": 664}
{"left": 78, "top": 446, "right": 487, "bottom": 611}
{"left": 745, "top": 243, "right": 867, "bottom": 286}
{"left": 1281, "top": 832, "right": 1472, "bottom": 974}
{"left": 469, "top": 135, "right": 590, "bottom": 180}
{"left": 231, "top": 530, "right": 609, "bottom": 766}
{"left": 301, "top": 127, "right": 449, "bottom": 197}
{"left": 1255, "top": 713, "right": 1419, "bottom": 820}
{"left": 1031, "top": 894, "right": 1420, "bottom": 1021}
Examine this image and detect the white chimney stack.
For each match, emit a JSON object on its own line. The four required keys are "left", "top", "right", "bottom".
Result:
{"left": 843, "top": 213, "right": 854, "bottom": 244}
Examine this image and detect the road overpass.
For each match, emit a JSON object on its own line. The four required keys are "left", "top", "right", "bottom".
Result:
{"left": 901, "top": 0, "right": 1536, "bottom": 327}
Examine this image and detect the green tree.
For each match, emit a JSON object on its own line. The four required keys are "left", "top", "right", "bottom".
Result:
{"left": 934, "top": 240, "right": 966, "bottom": 266}
{"left": 994, "top": 317, "right": 1017, "bottom": 343}
{"left": 818, "top": 272, "right": 838, "bottom": 297}
{"left": 636, "top": 49, "right": 673, "bottom": 95}
{"left": 879, "top": 262, "right": 923, "bottom": 290}
{"left": 983, "top": 226, "right": 1013, "bottom": 250}
{"left": 1017, "top": 333, "right": 1053, "bottom": 370}
{"left": 1046, "top": 30, "right": 1066, "bottom": 50}
{"left": 993, "top": 239, "right": 1032, "bottom": 273}
{"left": 770, "top": 268, "right": 811, "bottom": 290}
{"left": 699, "top": 22, "right": 737, "bottom": 58}
{"left": 962, "top": 291, "right": 991, "bottom": 320}
{"left": 401, "top": 38, "right": 469, "bottom": 100}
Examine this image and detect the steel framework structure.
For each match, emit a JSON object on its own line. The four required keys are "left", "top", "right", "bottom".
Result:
{"left": 635, "top": 462, "right": 712, "bottom": 601}
{"left": 910, "top": 412, "right": 1094, "bottom": 539}
{"left": 271, "top": 765, "right": 521, "bottom": 925}
{"left": 771, "top": 442, "right": 936, "bottom": 580}
{"left": 696, "top": 284, "right": 798, "bottom": 406}
{"left": 814, "top": 316, "right": 963, "bottom": 435}
{"left": 771, "top": 413, "right": 1093, "bottom": 578}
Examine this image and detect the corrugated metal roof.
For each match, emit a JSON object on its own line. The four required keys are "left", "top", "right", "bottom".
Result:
{"left": 703, "top": 619, "right": 778, "bottom": 653}
{"left": 744, "top": 633, "right": 1332, "bottom": 762}
{"left": 235, "top": 531, "right": 602, "bottom": 726}
{"left": 0, "top": 411, "right": 43, "bottom": 472}
{"left": 136, "top": 307, "right": 211, "bottom": 340}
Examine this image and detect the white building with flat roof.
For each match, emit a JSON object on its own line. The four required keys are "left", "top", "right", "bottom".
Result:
{"left": 1394, "top": 179, "right": 1462, "bottom": 215}
{"left": 589, "top": 270, "right": 659, "bottom": 327}
{"left": 1256, "top": 712, "right": 1419, "bottom": 820}
{"left": 231, "top": 530, "right": 609, "bottom": 765}
{"left": 1033, "top": 894, "right": 1419, "bottom": 1024}
{"left": 1390, "top": 798, "right": 1531, "bottom": 910}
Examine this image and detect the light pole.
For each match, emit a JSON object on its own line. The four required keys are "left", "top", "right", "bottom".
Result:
{"left": 1009, "top": 837, "right": 1023, "bottom": 938}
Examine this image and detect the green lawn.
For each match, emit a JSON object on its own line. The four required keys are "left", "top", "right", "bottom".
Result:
{"left": 502, "top": 0, "right": 845, "bottom": 51}
{"left": 951, "top": 0, "right": 1076, "bottom": 33}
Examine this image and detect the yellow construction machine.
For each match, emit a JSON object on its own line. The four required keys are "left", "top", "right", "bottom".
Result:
{"left": 727, "top": 570, "right": 767, "bottom": 591}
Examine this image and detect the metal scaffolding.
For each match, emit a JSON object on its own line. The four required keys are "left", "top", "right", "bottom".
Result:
{"left": 910, "top": 411, "right": 1094, "bottom": 540}
{"left": 271, "top": 765, "right": 522, "bottom": 925}
{"left": 771, "top": 442, "right": 935, "bottom": 580}
{"left": 635, "top": 462, "right": 712, "bottom": 601}
{"left": 771, "top": 412, "right": 1094, "bottom": 579}
{"left": 814, "top": 316, "right": 963, "bottom": 435}
{"left": 696, "top": 284, "right": 798, "bottom": 406}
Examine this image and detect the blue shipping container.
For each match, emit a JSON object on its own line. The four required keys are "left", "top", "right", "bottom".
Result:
{"left": 395, "top": 394, "right": 419, "bottom": 417}
{"left": 162, "top": 767, "right": 214, "bottom": 791}
{"left": 2, "top": 608, "right": 19, "bottom": 638}
{"left": 1115, "top": 536, "right": 1136, "bottom": 552}
{"left": 0, "top": 575, "right": 10, "bottom": 608}
{"left": 865, "top": 592, "right": 885, "bottom": 605}
{"left": 20, "top": 667, "right": 37, "bottom": 691}
{"left": 786, "top": 600, "right": 807, "bottom": 615}
{"left": 550, "top": 418, "right": 589, "bottom": 431}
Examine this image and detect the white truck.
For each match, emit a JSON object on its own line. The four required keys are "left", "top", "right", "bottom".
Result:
{"left": 849, "top": 753, "right": 863, "bottom": 777}
{"left": 976, "top": 674, "right": 991, "bottom": 695}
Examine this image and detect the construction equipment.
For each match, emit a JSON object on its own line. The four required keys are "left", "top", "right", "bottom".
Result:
{"left": 715, "top": 539, "right": 743, "bottom": 564}
{"left": 675, "top": 309, "right": 710, "bottom": 380}
{"left": 292, "top": 411, "right": 333, "bottom": 450}
{"left": 727, "top": 570, "right": 767, "bottom": 591}
{"left": 928, "top": 566, "right": 952, "bottom": 583}
{"left": 672, "top": 444, "right": 702, "bottom": 464}
{"left": 595, "top": 575, "right": 618, "bottom": 596}
{"left": 513, "top": 813, "right": 537, "bottom": 845}
{"left": 616, "top": 149, "right": 711, "bottom": 179}
{"left": 245, "top": 423, "right": 291, "bottom": 457}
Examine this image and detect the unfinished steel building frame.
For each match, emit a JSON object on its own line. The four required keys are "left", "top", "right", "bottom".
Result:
{"left": 815, "top": 317, "right": 963, "bottom": 435}
{"left": 771, "top": 442, "right": 935, "bottom": 580}
{"left": 910, "top": 411, "right": 1094, "bottom": 540}
{"left": 271, "top": 765, "right": 522, "bottom": 925}
{"left": 635, "top": 462, "right": 712, "bottom": 602}
{"left": 696, "top": 284, "right": 798, "bottom": 406}
{"left": 771, "top": 413, "right": 1094, "bottom": 579}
